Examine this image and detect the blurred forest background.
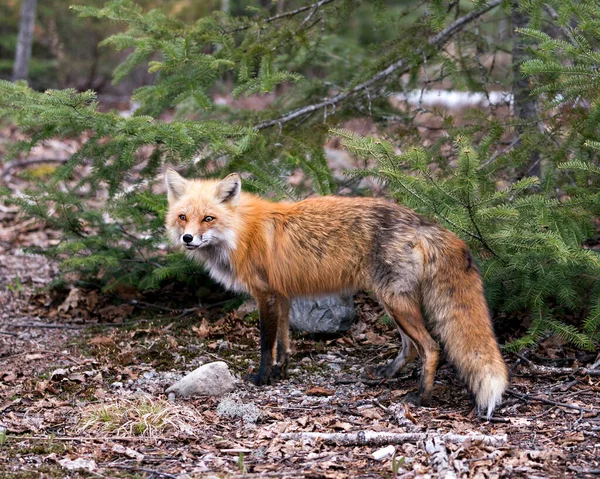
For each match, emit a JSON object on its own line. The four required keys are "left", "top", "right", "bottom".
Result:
{"left": 1, "top": 0, "right": 600, "bottom": 351}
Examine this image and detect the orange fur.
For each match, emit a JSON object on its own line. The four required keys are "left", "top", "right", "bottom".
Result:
{"left": 165, "top": 170, "right": 509, "bottom": 418}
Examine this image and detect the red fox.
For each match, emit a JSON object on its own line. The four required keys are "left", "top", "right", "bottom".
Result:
{"left": 165, "top": 169, "right": 509, "bottom": 418}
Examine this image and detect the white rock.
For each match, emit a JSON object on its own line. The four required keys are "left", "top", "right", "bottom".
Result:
{"left": 372, "top": 445, "right": 396, "bottom": 461}
{"left": 59, "top": 457, "right": 97, "bottom": 471}
{"left": 166, "top": 361, "right": 235, "bottom": 397}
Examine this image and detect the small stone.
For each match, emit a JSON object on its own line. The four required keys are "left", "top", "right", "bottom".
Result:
{"left": 373, "top": 445, "right": 396, "bottom": 461}
{"left": 50, "top": 368, "right": 68, "bottom": 380}
{"left": 166, "top": 361, "right": 235, "bottom": 398}
{"left": 168, "top": 392, "right": 176, "bottom": 402}
{"left": 110, "top": 381, "right": 123, "bottom": 389}
{"left": 59, "top": 457, "right": 97, "bottom": 472}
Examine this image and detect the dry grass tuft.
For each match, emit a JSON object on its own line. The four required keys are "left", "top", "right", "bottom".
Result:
{"left": 79, "top": 397, "right": 201, "bottom": 437}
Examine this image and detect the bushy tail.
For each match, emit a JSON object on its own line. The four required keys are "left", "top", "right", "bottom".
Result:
{"left": 421, "top": 236, "right": 508, "bottom": 418}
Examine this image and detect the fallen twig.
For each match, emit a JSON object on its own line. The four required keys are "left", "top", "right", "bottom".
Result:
{"left": 281, "top": 430, "right": 507, "bottom": 447}
{"left": 567, "top": 466, "right": 600, "bottom": 475}
{"left": 229, "top": 473, "right": 306, "bottom": 478}
{"left": 8, "top": 435, "right": 179, "bottom": 442}
{"left": 0, "top": 330, "right": 18, "bottom": 336}
{"left": 522, "top": 364, "right": 600, "bottom": 378}
{"left": 508, "top": 390, "right": 598, "bottom": 414}
{"left": 335, "top": 377, "right": 408, "bottom": 386}
{"left": 104, "top": 464, "right": 177, "bottom": 479}
{"left": 1, "top": 322, "right": 87, "bottom": 330}
{"left": 425, "top": 437, "right": 457, "bottom": 479}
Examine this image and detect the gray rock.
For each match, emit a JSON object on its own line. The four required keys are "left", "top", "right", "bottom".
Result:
{"left": 289, "top": 295, "right": 355, "bottom": 334}
{"left": 166, "top": 361, "right": 235, "bottom": 397}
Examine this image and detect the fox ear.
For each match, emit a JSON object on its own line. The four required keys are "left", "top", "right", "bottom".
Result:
{"left": 165, "top": 168, "right": 188, "bottom": 203}
{"left": 215, "top": 173, "right": 241, "bottom": 204}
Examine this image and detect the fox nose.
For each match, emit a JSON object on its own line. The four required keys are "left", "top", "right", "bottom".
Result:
{"left": 182, "top": 234, "right": 193, "bottom": 244}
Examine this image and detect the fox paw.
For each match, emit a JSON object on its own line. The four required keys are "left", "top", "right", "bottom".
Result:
{"left": 373, "top": 363, "right": 398, "bottom": 379}
{"left": 403, "top": 392, "right": 424, "bottom": 406}
{"left": 244, "top": 372, "right": 271, "bottom": 386}
{"left": 272, "top": 364, "right": 288, "bottom": 381}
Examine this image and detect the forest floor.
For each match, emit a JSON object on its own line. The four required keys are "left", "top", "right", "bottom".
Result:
{"left": 1, "top": 187, "right": 600, "bottom": 479}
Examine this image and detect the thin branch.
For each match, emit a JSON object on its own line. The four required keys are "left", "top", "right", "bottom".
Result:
{"left": 281, "top": 430, "right": 507, "bottom": 447}
{"left": 0, "top": 331, "right": 18, "bottom": 336}
{"left": 507, "top": 389, "right": 599, "bottom": 414}
{"left": 522, "top": 363, "right": 600, "bottom": 378}
{"left": 479, "top": 136, "right": 520, "bottom": 169}
{"left": 543, "top": 4, "right": 578, "bottom": 46}
{"left": 254, "top": 0, "right": 503, "bottom": 130}
{"left": 105, "top": 464, "right": 177, "bottom": 479}
{"left": 228, "top": 0, "right": 337, "bottom": 33}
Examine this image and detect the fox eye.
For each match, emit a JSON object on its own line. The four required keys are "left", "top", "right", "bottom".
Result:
{"left": 179, "top": 214, "right": 187, "bottom": 221}
{"left": 203, "top": 216, "right": 214, "bottom": 222}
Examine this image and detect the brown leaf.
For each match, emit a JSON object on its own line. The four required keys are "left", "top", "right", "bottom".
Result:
{"left": 89, "top": 336, "right": 115, "bottom": 347}
{"left": 57, "top": 288, "right": 85, "bottom": 313}
{"left": 98, "top": 304, "right": 134, "bottom": 322}
{"left": 192, "top": 318, "right": 211, "bottom": 338}
{"left": 86, "top": 290, "right": 100, "bottom": 310}
{"left": 359, "top": 407, "right": 383, "bottom": 420}
{"left": 117, "top": 351, "right": 134, "bottom": 365}
{"left": 306, "top": 386, "right": 335, "bottom": 396}
{"left": 24, "top": 353, "right": 45, "bottom": 361}
{"left": 365, "top": 330, "right": 388, "bottom": 345}
{"left": 331, "top": 421, "right": 353, "bottom": 431}
{"left": 558, "top": 432, "right": 585, "bottom": 445}
{"left": 67, "top": 373, "right": 86, "bottom": 383}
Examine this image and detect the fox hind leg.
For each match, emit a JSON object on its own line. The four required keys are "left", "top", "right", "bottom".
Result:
{"left": 273, "top": 296, "right": 291, "bottom": 380}
{"left": 380, "top": 293, "right": 439, "bottom": 406}
{"left": 375, "top": 327, "right": 418, "bottom": 378}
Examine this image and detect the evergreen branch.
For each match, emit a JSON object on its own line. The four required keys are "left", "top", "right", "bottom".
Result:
{"left": 543, "top": 4, "right": 578, "bottom": 46}
{"left": 228, "top": 0, "right": 337, "bottom": 33}
{"left": 254, "top": 0, "right": 503, "bottom": 130}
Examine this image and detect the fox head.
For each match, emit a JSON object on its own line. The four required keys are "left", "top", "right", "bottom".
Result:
{"left": 164, "top": 169, "right": 241, "bottom": 252}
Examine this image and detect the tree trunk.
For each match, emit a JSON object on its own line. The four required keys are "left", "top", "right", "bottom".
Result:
{"left": 12, "top": 0, "right": 38, "bottom": 82}
{"left": 511, "top": 3, "right": 541, "bottom": 178}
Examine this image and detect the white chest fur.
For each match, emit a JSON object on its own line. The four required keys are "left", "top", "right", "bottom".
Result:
{"left": 190, "top": 247, "right": 247, "bottom": 293}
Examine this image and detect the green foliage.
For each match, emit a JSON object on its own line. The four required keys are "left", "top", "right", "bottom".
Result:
{"left": 339, "top": 129, "right": 599, "bottom": 350}
{"left": 1, "top": 0, "right": 599, "bottom": 351}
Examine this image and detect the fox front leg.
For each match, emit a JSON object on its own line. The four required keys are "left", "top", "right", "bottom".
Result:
{"left": 246, "top": 293, "right": 279, "bottom": 386}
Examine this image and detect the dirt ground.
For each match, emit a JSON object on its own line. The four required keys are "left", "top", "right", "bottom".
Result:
{"left": 1, "top": 194, "right": 599, "bottom": 479}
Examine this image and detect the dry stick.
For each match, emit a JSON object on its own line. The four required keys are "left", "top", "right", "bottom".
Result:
{"left": 7, "top": 435, "right": 180, "bottom": 442}
{"left": 567, "top": 466, "right": 600, "bottom": 475}
{"left": 105, "top": 464, "right": 177, "bottom": 479}
{"left": 0, "top": 331, "right": 18, "bottom": 336}
{"left": 254, "top": 0, "right": 503, "bottom": 131}
{"left": 231, "top": 475, "right": 306, "bottom": 479}
{"left": 425, "top": 437, "right": 458, "bottom": 479}
{"left": 1, "top": 322, "right": 87, "bottom": 330}
{"left": 523, "top": 363, "right": 600, "bottom": 378}
{"left": 335, "top": 377, "right": 408, "bottom": 386}
{"left": 281, "top": 430, "right": 507, "bottom": 447}
{"left": 229, "top": 474, "right": 306, "bottom": 479}
{"left": 507, "top": 390, "right": 599, "bottom": 414}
